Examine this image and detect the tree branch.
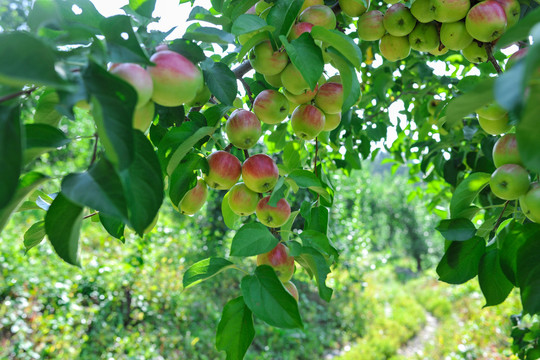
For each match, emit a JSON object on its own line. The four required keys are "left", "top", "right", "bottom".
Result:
{"left": 485, "top": 42, "right": 503, "bottom": 75}
{"left": 239, "top": 78, "right": 254, "bottom": 109}
{"left": 89, "top": 133, "right": 99, "bottom": 166}
{"left": 243, "top": 149, "right": 250, "bottom": 159}
{"left": 0, "top": 87, "right": 37, "bottom": 104}
{"left": 492, "top": 200, "right": 510, "bottom": 234}
{"left": 233, "top": 61, "right": 253, "bottom": 79}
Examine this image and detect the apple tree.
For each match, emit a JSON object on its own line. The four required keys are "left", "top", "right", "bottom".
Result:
{"left": 0, "top": 0, "right": 539, "bottom": 358}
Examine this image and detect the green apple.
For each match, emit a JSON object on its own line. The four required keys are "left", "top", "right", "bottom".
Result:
{"left": 462, "top": 41, "right": 488, "bottom": 63}
{"left": 299, "top": 5, "right": 337, "bottom": 30}
{"left": 409, "top": 22, "right": 439, "bottom": 52}
{"left": 255, "top": 0, "right": 272, "bottom": 14}
{"left": 466, "top": 0, "right": 507, "bottom": 42}
{"left": 490, "top": 164, "right": 530, "bottom": 200}
{"left": 478, "top": 115, "right": 511, "bottom": 135}
{"left": 427, "top": 99, "right": 441, "bottom": 116}
{"left": 253, "top": 90, "right": 289, "bottom": 124}
{"left": 383, "top": 4, "right": 417, "bottom": 37}
{"left": 379, "top": 34, "right": 411, "bottom": 62}
{"left": 227, "top": 183, "right": 260, "bottom": 216}
{"left": 291, "top": 104, "right": 326, "bottom": 140}
{"left": 110, "top": 63, "right": 153, "bottom": 108}
{"left": 520, "top": 183, "right": 540, "bottom": 223}
{"left": 440, "top": 21, "right": 473, "bottom": 50}
{"left": 242, "top": 154, "right": 280, "bottom": 193}
{"left": 430, "top": 43, "right": 449, "bottom": 56}
{"left": 187, "top": 85, "right": 211, "bottom": 107}
{"left": 257, "top": 243, "right": 295, "bottom": 282}
{"left": 249, "top": 40, "right": 289, "bottom": 76}
{"left": 225, "top": 109, "right": 262, "bottom": 149}
{"left": 477, "top": 102, "right": 507, "bottom": 120}
{"left": 203, "top": 151, "right": 242, "bottom": 190}
{"left": 495, "top": 0, "right": 520, "bottom": 28}
{"left": 179, "top": 179, "right": 208, "bottom": 215}
{"left": 256, "top": 197, "right": 292, "bottom": 228}
{"left": 315, "top": 82, "right": 343, "bottom": 114}
{"left": 284, "top": 281, "right": 299, "bottom": 301}
{"left": 357, "top": 10, "right": 386, "bottom": 41}
{"left": 281, "top": 63, "right": 311, "bottom": 95}
{"left": 492, "top": 134, "right": 523, "bottom": 168}
{"left": 133, "top": 101, "right": 155, "bottom": 133}
{"left": 264, "top": 73, "right": 283, "bottom": 88}
{"left": 339, "top": 0, "right": 370, "bottom": 18}
{"left": 284, "top": 87, "right": 318, "bottom": 105}
{"left": 432, "top": 0, "right": 470, "bottom": 23}
{"left": 301, "top": 0, "right": 324, "bottom": 12}
{"left": 323, "top": 112, "right": 341, "bottom": 131}
{"left": 411, "top": 0, "right": 436, "bottom": 23}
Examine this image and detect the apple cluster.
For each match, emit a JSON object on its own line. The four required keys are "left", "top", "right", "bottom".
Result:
{"left": 349, "top": 0, "right": 519, "bottom": 62}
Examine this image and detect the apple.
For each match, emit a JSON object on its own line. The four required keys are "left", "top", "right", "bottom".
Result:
{"left": 477, "top": 102, "right": 507, "bottom": 120}
{"left": 440, "top": 21, "right": 473, "bottom": 50}
{"left": 288, "top": 22, "right": 314, "bottom": 41}
{"left": 495, "top": 0, "right": 520, "bottom": 28}
{"left": 409, "top": 22, "right": 439, "bottom": 52}
{"left": 253, "top": 90, "right": 290, "bottom": 125}
{"left": 323, "top": 112, "right": 341, "bottom": 131}
{"left": 315, "top": 82, "right": 343, "bottom": 114}
{"left": 256, "top": 197, "right": 292, "bottom": 228}
{"left": 478, "top": 115, "right": 511, "bottom": 135}
{"left": 242, "top": 154, "right": 280, "bottom": 193}
{"left": 462, "top": 41, "right": 488, "bottom": 63}
{"left": 490, "top": 164, "right": 530, "bottom": 200}
{"left": 520, "top": 183, "right": 540, "bottom": 223}
{"left": 411, "top": 0, "right": 436, "bottom": 23}
{"left": 110, "top": 63, "right": 153, "bottom": 109}
{"left": 383, "top": 4, "right": 417, "bottom": 37}
{"left": 264, "top": 73, "right": 283, "bottom": 88}
{"left": 155, "top": 44, "right": 169, "bottom": 52}
{"left": 466, "top": 0, "right": 507, "bottom": 42}
{"left": 281, "top": 63, "right": 310, "bottom": 95}
{"left": 357, "top": 10, "right": 386, "bottom": 41}
{"left": 187, "top": 85, "right": 211, "bottom": 108}
{"left": 284, "top": 87, "right": 318, "bottom": 105}
{"left": 339, "top": 0, "right": 370, "bottom": 18}
{"left": 133, "top": 101, "right": 155, "bottom": 132}
{"left": 257, "top": 243, "right": 295, "bottom": 282}
{"left": 245, "top": 4, "right": 257, "bottom": 14}
{"left": 291, "top": 104, "right": 326, "bottom": 140}
{"left": 225, "top": 109, "right": 262, "bottom": 149}
{"left": 179, "top": 179, "right": 208, "bottom": 215}
{"left": 148, "top": 50, "right": 203, "bottom": 107}
{"left": 284, "top": 281, "right": 299, "bottom": 301}
{"left": 379, "top": 34, "right": 411, "bottom": 62}
{"left": 255, "top": 0, "right": 272, "bottom": 14}
{"left": 427, "top": 99, "right": 441, "bottom": 116}
{"left": 249, "top": 40, "right": 289, "bottom": 76}
{"left": 228, "top": 183, "right": 260, "bottom": 216}
{"left": 301, "top": 0, "right": 324, "bottom": 12}
{"left": 203, "top": 151, "right": 242, "bottom": 190}
{"left": 430, "top": 43, "right": 449, "bottom": 56}
{"left": 385, "top": 0, "right": 401, "bottom": 4}
{"left": 299, "top": 5, "right": 337, "bottom": 30}
{"left": 432, "top": 0, "right": 470, "bottom": 23}
{"left": 506, "top": 48, "right": 528, "bottom": 70}
{"left": 492, "top": 134, "right": 523, "bottom": 168}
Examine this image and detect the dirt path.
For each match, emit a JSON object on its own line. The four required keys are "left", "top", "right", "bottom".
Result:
{"left": 396, "top": 312, "right": 439, "bottom": 358}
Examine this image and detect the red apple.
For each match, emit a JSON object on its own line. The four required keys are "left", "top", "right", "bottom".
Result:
{"left": 383, "top": 4, "right": 417, "bottom": 37}
{"left": 256, "top": 197, "right": 292, "bottom": 228}
{"left": 179, "top": 179, "right": 208, "bottom": 215}
{"left": 155, "top": 44, "right": 169, "bottom": 52}
{"left": 110, "top": 63, "right": 153, "bottom": 108}
{"left": 242, "top": 154, "right": 280, "bottom": 193}
{"left": 466, "top": 0, "right": 507, "bottom": 42}
{"left": 495, "top": 0, "right": 520, "bottom": 28}
{"left": 227, "top": 183, "right": 260, "bottom": 216}
{"left": 379, "top": 34, "right": 411, "bottom": 62}
{"left": 492, "top": 134, "right": 523, "bottom": 168}
{"left": 339, "top": 0, "right": 370, "bottom": 17}
{"left": 249, "top": 40, "right": 289, "bottom": 76}
{"left": 203, "top": 151, "right": 242, "bottom": 190}
{"left": 257, "top": 243, "right": 295, "bottom": 282}
{"left": 314, "top": 82, "right": 343, "bottom": 114}
{"left": 506, "top": 48, "right": 528, "bottom": 70}
{"left": 225, "top": 109, "right": 261, "bottom": 149}
{"left": 133, "top": 101, "right": 155, "bottom": 132}
{"left": 520, "top": 183, "right": 540, "bottom": 223}
{"left": 490, "top": 164, "right": 530, "bottom": 200}
{"left": 284, "top": 281, "right": 299, "bottom": 301}
{"left": 291, "top": 104, "right": 326, "bottom": 141}
{"left": 253, "top": 90, "right": 290, "bottom": 125}
{"left": 148, "top": 50, "right": 203, "bottom": 107}
{"left": 299, "top": 5, "right": 337, "bottom": 29}
{"left": 432, "top": 0, "right": 470, "bottom": 23}
{"left": 288, "top": 22, "right": 314, "bottom": 41}
{"left": 357, "top": 10, "right": 386, "bottom": 41}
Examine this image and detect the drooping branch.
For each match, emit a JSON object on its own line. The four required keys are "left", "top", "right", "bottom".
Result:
{"left": 232, "top": 61, "right": 253, "bottom": 79}
{"left": 0, "top": 86, "right": 37, "bottom": 104}
{"left": 485, "top": 42, "right": 503, "bottom": 75}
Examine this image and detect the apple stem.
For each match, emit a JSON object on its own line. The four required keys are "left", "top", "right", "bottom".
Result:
{"left": 314, "top": 137, "right": 319, "bottom": 178}
{"left": 485, "top": 42, "right": 503, "bottom": 75}
{"left": 224, "top": 143, "right": 233, "bottom": 152}
{"left": 83, "top": 211, "right": 99, "bottom": 219}
{"left": 492, "top": 200, "right": 510, "bottom": 236}
{"left": 89, "top": 133, "right": 99, "bottom": 167}
{"left": 270, "top": 227, "right": 280, "bottom": 239}
{"left": 243, "top": 149, "right": 250, "bottom": 159}
{"left": 0, "top": 86, "right": 37, "bottom": 104}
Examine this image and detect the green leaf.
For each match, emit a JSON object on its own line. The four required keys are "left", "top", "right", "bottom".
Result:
{"left": 230, "top": 222, "right": 279, "bottom": 257}
{"left": 0, "top": 32, "right": 70, "bottom": 88}
{"left": 280, "top": 34, "right": 324, "bottom": 91}
{"left": 499, "top": 221, "right": 537, "bottom": 286}
{"left": 169, "top": 39, "right": 207, "bottom": 64}
{"left": 232, "top": 14, "right": 269, "bottom": 36}
{"left": 83, "top": 60, "right": 136, "bottom": 170}
{"left": 327, "top": 47, "right": 361, "bottom": 112}
{"left": 267, "top": 0, "right": 303, "bottom": 42}
{"left": 119, "top": 131, "right": 164, "bottom": 235}
{"left": 478, "top": 249, "right": 514, "bottom": 307}
{"left": 444, "top": 78, "right": 495, "bottom": 127}
{"left": 169, "top": 153, "right": 208, "bottom": 207}
{"left": 100, "top": 15, "right": 151, "bottom": 64}
{"left": 23, "top": 124, "right": 70, "bottom": 164}
{"left": 203, "top": 104, "right": 232, "bottom": 127}
{"left": 34, "top": 89, "right": 63, "bottom": 126}
{"left": 494, "top": 60, "right": 524, "bottom": 112}
{"left": 496, "top": 7, "right": 540, "bottom": 49}
{"left": 288, "top": 169, "right": 321, "bottom": 188}
{"left": 282, "top": 141, "right": 304, "bottom": 172}
{"left": 516, "top": 228, "right": 540, "bottom": 315}
{"left": 183, "top": 257, "right": 236, "bottom": 289}
{"left": 241, "top": 265, "right": 303, "bottom": 329}
{"left": 24, "top": 221, "right": 46, "bottom": 252}
{"left": 184, "top": 26, "right": 235, "bottom": 44}
{"left": 223, "top": 0, "right": 259, "bottom": 22}
{"left": 99, "top": 213, "right": 125, "bottom": 242}
{"left": 128, "top": 0, "right": 157, "bottom": 18}
{"left": 517, "top": 84, "right": 540, "bottom": 174}
{"left": 296, "top": 246, "right": 333, "bottom": 302}
{"left": 310, "top": 26, "right": 362, "bottom": 69}
{"left": 44, "top": 192, "right": 84, "bottom": 266}
{"left": 237, "top": 31, "right": 271, "bottom": 61}
{"left": 449, "top": 172, "right": 491, "bottom": 219}
{"left": 216, "top": 296, "right": 255, "bottom": 360}
{"left": 299, "top": 229, "right": 338, "bottom": 259}
{"left": 201, "top": 59, "right": 238, "bottom": 106}
{"left": 436, "top": 218, "right": 477, "bottom": 242}
{"left": 436, "top": 236, "right": 486, "bottom": 284}
{"left": 62, "top": 158, "right": 128, "bottom": 221}
{"left": 0, "top": 105, "right": 22, "bottom": 208}
{"left": 281, "top": 210, "right": 300, "bottom": 242}
{"left": 188, "top": 6, "right": 230, "bottom": 26}
{"left": 222, "top": 191, "right": 242, "bottom": 230}
{"left": 268, "top": 177, "right": 286, "bottom": 207}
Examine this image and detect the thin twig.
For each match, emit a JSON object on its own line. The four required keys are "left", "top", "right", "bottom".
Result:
{"left": 232, "top": 61, "right": 253, "bottom": 78}
{"left": 493, "top": 200, "right": 510, "bottom": 234}
{"left": 83, "top": 212, "right": 99, "bottom": 219}
{"left": 224, "top": 143, "right": 233, "bottom": 152}
{"left": 89, "top": 133, "right": 99, "bottom": 166}
{"left": 243, "top": 149, "right": 250, "bottom": 159}
{"left": 314, "top": 137, "right": 319, "bottom": 177}
{"left": 239, "top": 78, "right": 254, "bottom": 109}
{"left": 485, "top": 42, "right": 503, "bottom": 74}
{"left": 0, "top": 87, "right": 37, "bottom": 104}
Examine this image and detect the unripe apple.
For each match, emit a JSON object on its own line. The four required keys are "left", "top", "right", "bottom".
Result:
{"left": 256, "top": 197, "right": 292, "bottom": 228}
{"left": 440, "top": 21, "right": 473, "bottom": 50}
{"left": 299, "top": 5, "right": 337, "bottom": 30}
{"left": 430, "top": 43, "right": 449, "bottom": 56}
{"left": 492, "top": 134, "right": 523, "bottom": 168}
{"left": 495, "top": 0, "right": 520, "bottom": 28}
{"left": 520, "top": 183, "right": 540, "bottom": 223}
{"left": 264, "top": 73, "right": 283, "bottom": 88}
{"left": 253, "top": 90, "right": 289, "bottom": 125}
{"left": 315, "top": 82, "right": 343, "bottom": 114}
{"left": 187, "top": 85, "right": 211, "bottom": 107}
{"left": 242, "top": 154, "right": 280, "bottom": 193}
{"left": 409, "top": 22, "right": 440, "bottom": 52}
{"left": 379, "top": 34, "right": 411, "bottom": 62}
{"left": 228, "top": 183, "right": 259, "bottom": 216}
{"left": 133, "top": 101, "right": 155, "bottom": 132}
{"left": 411, "top": 0, "right": 436, "bottom": 23}
{"left": 179, "top": 179, "right": 208, "bottom": 215}
{"left": 291, "top": 104, "right": 326, "bottom": 140}
{"left": 284, "top": 281, "right": 299, "bottom": 301}
{"left": 490, "top": 164, "right": 530, "bottom": 200}
{"left": 478, "top": 115, "right": 511, "bottom": 135}
{"left": 284, "top": 87, "right": 318, "bottom": 105}
{"left": 506, "top": 48, "right": 528, "bottom": 70}
{"left": 288, "top": 22, "right": 314, "bottom": 41}
{"left": 383, "top": 4, "right": 417, "bottom": 37}
{"left": 357, "top": 10, "right": 386, "bottom": 41}
{"left": 477, "top": 102, "right": 507, "bottom": 120}
{"left": 110, "top": 63, "right": 153, "bottom": 109}
{"left": 432, "top": 0, "right": 470, "bottom": 23}
{"left": 427, "top": 99, "right": 441, "bottom": 116}
{"left": 301, "top": 0, "right": 324, "bottom": 12}
{"left": 204, "top": 151, "right": 242, "bottom": 190}
{"left": 339, "top": 0, "right": 370, "bottom": 17}
{"left": 466, "top": 0, "right": 507, "bottom": 42}
{"left": 462, "top": 41, "right": 488, "bottom": 63}
{"left": 323, "top": 112, "right": 341, "bottom": 131}
{"left": 225, "top": 109, "right": 261, "bottom": 149}
{"left": 257, "top": 243, "right": 295, "bottom": 282}
{"left": 148, "top": 50, "right": 203, "bottom": 107}
{"left": 281, "top": 63, "right": 310, "bottom": 95}
{"left": 249, "top": 41, "right": 289, "bottom": 76}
